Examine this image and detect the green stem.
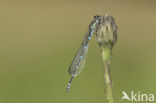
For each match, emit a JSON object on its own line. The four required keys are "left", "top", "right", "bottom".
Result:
{"left": 101, "top": 46, "right": 114, "bottom": 103}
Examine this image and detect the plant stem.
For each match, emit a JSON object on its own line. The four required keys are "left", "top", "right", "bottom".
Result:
{"left": 101, "top": 46, "right": 114, "bottom": 103}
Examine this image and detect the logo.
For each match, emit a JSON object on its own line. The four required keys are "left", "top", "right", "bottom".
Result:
{"left": 121, "top": 91, "right": 154, "bottom": 102}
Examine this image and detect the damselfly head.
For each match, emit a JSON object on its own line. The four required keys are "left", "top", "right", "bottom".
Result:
{"left": 93, "top": 15, "right": 101, "bottom": 22}
{"left": 94, "top": 15, "right": 100, "bottom": 19}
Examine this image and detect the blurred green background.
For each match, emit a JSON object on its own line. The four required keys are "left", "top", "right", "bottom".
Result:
{"left": 0, "top": 0, "right": 156, "bottom": 103}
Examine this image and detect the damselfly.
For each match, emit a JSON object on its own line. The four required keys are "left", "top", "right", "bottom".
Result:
{"left": 66, "top": 15, "right": 101, "bottom": 92}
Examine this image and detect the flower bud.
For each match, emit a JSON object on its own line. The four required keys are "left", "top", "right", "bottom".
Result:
{"left": 96, "top": 14, "right": 117, "bottom": 49}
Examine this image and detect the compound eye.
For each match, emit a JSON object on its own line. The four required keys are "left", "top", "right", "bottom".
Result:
{"left": 94, "top": 15, "right": 100, "bottom": 19}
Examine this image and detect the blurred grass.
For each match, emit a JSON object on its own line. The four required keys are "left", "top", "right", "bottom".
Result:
{"left": 0, "top": 0, "right": 156, "bottom": 103}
